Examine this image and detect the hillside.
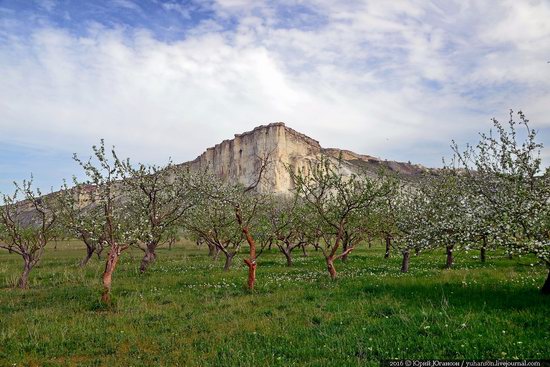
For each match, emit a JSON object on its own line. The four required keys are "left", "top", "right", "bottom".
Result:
{"left": 180, "top": 123, "right": 429, "bottom": 193}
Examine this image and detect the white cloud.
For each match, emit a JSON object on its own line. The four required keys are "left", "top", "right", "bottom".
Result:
{"left": 37, "top": 0, "right": 57, "bottom": 12}
{"left": 112, "top": 0, "right": 142, "bottom": 12}
{"left": 161, "top": 2, "right": 191, "bottom": 19}
{"left": 0, "top": 0, "right": 548, "bottom": 176}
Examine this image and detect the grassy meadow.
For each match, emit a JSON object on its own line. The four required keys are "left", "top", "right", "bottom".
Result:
{"left": 0, "top": 240, "right": 549, "bottom": 366}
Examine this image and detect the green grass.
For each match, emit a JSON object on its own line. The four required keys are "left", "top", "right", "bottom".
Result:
{"left": 0, "top": 241, "right": 549, "bottom": 366}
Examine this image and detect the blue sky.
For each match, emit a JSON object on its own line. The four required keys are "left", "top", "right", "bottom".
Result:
{"left": 1, "top": 0, "right": 549, "bottom": 193}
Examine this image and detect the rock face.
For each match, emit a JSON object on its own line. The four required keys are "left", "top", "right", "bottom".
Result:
{"left": 182, "top": 122, "right": 427, "bottom": 193}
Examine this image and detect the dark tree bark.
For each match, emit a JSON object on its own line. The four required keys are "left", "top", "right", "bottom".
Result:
{"left": 445, "top": 245, "right": 454, "bottom": 269}
{"left": 301, "top": 244, "right": 308, "bottom": 257}
{"left": 140, "top": 245, "right": 157, "bottom": 274}
{"left": 223, "top": 252, "right": 234, "bottom": 271}
{"left": 401, "top": 250, "right": 410, "bottom": 273}
{"left": 341, "top": 241, "right": 349, "bottom": 262}
{"left": 80, "top": 245, "right": 95, "bottom": 267}
{"left": 96, "top": 246, "right": 104, "bottom": 260}
{"left": 282, "top": 249, "right": 292, "bottom": 267}
{"left": 207, "top": 242, "right": 217, "bottom": 258}
{"left": 480, "top": 247, "right": 486, "bottom": 263}
{"left": 480, "top": 236, "right": 487, "bottom": 263}
{"left": 541, "top": 269, "right": 550, "bottom": 295}
{"left": 17, "top": 257, "right": 32, "bottom": 289}
{"left": 384, "top": 235, "right": 391, "bottom": 259}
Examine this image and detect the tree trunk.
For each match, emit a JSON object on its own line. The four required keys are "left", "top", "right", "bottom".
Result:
{"left": 207, "top": 243, "right": 217, "bottom": 258}
{"left": 240, "top": 223, "right": 257, "bottom": 290}
{"left": 101, "top": 247, "right": 120, "bottom": 304}
{"left": 445, "top": 245, "right": 454, "bottom": 269}
{"left": 326, "top": 256, "right": 337, "bottom": 280}
{"left": 244, "top": 259, "right": 256, "bottom": 290}
{"left": 480, "top": 236, "right": 487, "bottom": 263}
{"left": 384, "top": 235, "right": 391, "bottom": 259}
{"left": 80, "top": 245, "right": 95, "bottom": 267}
{"left": 223, "top": 253, "right": 234, "bottom": 271}
{"left": 283, "top": 249, "right": 292, "bottom": 267}
{"left": 96, "top": 246, "right": 104, "bottom": 260}
{"left": 341, "top": 241, "right": 349, "bottom": 262}
{"left": 541, "top": 269, "right": 550, "bottom": 295}
{"left": 17, "top": 258, "right": 32, "bottom": 289}
{"left": 301, "top": 245, "right": 308, "bottom": 257}
{"left": 401, "top": 250, "right": 410, "bottom": 273}
{"left": 140, "top": 247, "right": 157, "bottom": 273}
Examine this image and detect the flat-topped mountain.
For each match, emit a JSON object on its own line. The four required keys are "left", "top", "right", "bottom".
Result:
{"left": 180, "top": 123, "right": 428, "bottom": 193}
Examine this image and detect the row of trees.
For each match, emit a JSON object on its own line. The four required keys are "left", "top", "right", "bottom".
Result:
{"left": 1, "top": 110, "right": 549, "bottom": 299}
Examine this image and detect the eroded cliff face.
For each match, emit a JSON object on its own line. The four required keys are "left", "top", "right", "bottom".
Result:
{"left": 185, "top": 123, "right": 320, "bottom": 193}
{"left": 183, "top": 123, "right": 427, "bottom": 193}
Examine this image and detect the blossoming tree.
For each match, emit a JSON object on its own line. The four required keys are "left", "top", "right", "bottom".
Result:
{"left": 453, "top": 110, "right": 550, "bottom": 293}
{"left": 120, "top": 162, "right": 199, "bottom": 273}
{"left": 0, "top": 179, "right": 58, "bottom": 288}
{"left": 73, "top": 140, "right": 141, "bottom": 304}
{"left": 290, "top": 155, "right": 393, "bottom": 279}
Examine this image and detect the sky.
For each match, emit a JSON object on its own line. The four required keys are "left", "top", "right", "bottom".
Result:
{"left": 1, "top": 0, "right": 549, "bottom": 193}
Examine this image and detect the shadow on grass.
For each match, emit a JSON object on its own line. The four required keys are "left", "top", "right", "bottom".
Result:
{"left": 0, "top": 285, "right": 103, "bottom": 313}
{"left": 354, "top": 281, "right": 550, "bottom": 311}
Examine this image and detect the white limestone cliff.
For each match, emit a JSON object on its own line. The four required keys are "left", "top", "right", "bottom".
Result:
{"left": 182, "top": 122, "right": 426, "bottom": 193}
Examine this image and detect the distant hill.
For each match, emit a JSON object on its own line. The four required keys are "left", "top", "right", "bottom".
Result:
{"left": 179, "top": 123, "right": 431, "bottom": 193}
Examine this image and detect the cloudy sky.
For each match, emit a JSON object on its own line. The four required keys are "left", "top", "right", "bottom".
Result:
{"left": 1, "top": 0, "right": 549, "bottom": 193}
